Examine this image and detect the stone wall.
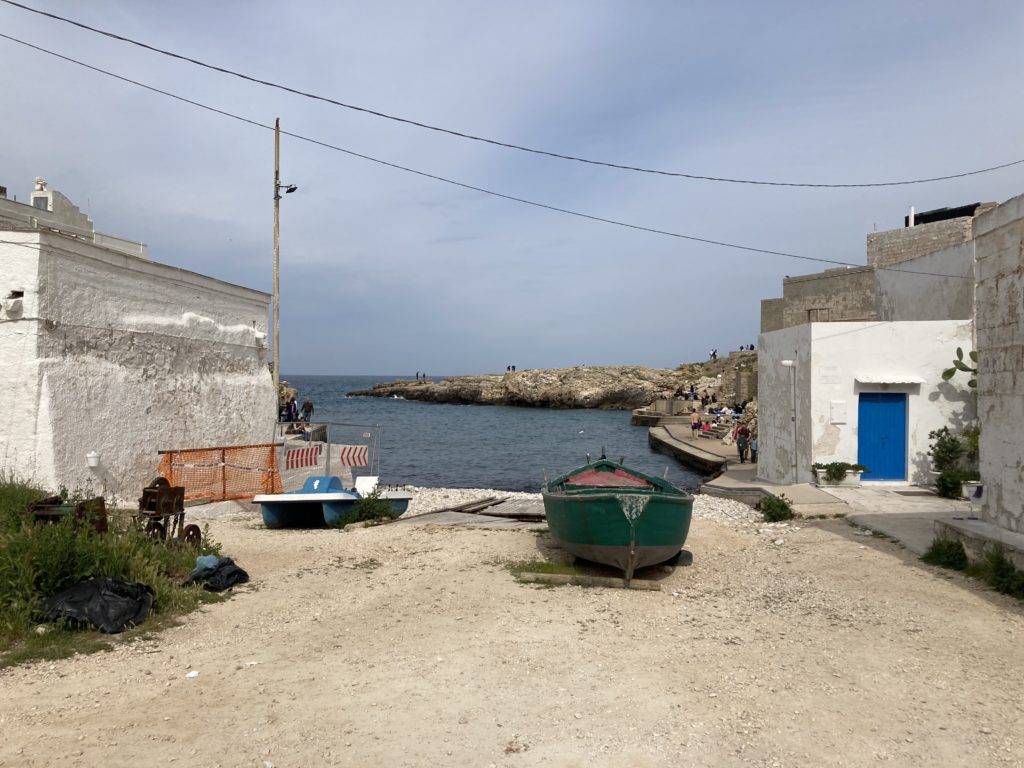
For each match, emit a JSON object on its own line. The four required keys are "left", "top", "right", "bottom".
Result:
{"left": 760, "top": 298, "right": 784, "bottom": 333}
{"left": 867, "top": 217, "right": 975, "bottom": 269}
{"left": 0, "top": 231, "right": 275, "bottom": 501}
{"left": 780, "top": 267, "right": 877, "bottom": 328}
{"left": 875, "top": 241, "right": 975, "bottom": 321}
{"left": 974, "top": 193, "right": 1024, "bottom": 534}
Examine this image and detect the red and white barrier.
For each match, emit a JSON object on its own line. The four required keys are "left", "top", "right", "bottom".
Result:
{"left": 337, "top": 444, "right": 369, "bottom": 467}
{"left": 285, "top": 445, "right": 321, "bottom": 470}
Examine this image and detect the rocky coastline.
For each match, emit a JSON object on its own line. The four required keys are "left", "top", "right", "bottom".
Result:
{"left": 347, "top": 355, "right": 757, "bottom": 410}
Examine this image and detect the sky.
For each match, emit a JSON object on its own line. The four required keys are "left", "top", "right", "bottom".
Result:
{"left": 2, "top": 1, "right": 1023, "bottom": 375}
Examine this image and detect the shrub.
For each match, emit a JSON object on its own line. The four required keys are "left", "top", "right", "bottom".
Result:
{"left": 921, "top": 538, "right": 968, "bottom": 570}
{"left": 331, "top": 491, "right": 395, "bottom": 527}
{"left": 928, "top": 427, "right": 965, "bottom": 472}
{"left": 0, "top": 476, "right": 222, "bottom": 665}
{"left": 968, "top": 545, "right": 1024, "bottom": 598}
{"left": 756, "top": 494, "right": 794, "bottom": 522}
{"left": 935, "top": 468, "right": 967, "bottom": 499}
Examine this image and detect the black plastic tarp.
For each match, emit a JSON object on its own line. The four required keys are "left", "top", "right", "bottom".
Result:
{"left": 41, "top": 577, "right": 154, "bottom": 634}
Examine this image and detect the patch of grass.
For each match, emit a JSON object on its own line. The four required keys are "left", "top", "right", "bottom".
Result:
{"left": 506, "top": 559, "right": 582, "bottom": 577}
{"left": 756, "top": 494, "right": 794, "bottom": 522}
{"left": 0, "top": 476, "right": 224, "bottom": 667}
{"left": 967, "top": 545, "right": 1024, "bottom": 598}
{"left": 923, "top": 539, "right": 1024, "bottom": 599}
{"left": 921, "top": 538, "right": 968, "bottom": 570}
{"left": 352, "top": 558, "right": 382, "bottom": 571}
{"left": 330, "top": 491, "right": 395, "bottom": 528}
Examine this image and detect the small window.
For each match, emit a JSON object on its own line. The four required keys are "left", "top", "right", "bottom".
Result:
{"left": 32, "top": 196, "right": 48, "bottom": 210}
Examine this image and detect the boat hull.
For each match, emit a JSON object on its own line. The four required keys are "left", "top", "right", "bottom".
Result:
{"left": 542, "top": 491, "right": 693, "bottom": 573}
{"left": 542, "top": 459, "right": 693, "bottom": 579}
{"left": 253, "top": 480, "right": 360, "bottom": 528}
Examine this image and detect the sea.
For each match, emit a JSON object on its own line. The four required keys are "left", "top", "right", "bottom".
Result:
{"left": 285, "top": 375, "right": 702, "bottom": 492}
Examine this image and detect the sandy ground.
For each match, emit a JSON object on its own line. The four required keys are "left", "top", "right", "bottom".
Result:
{"left": 2, "top": 491, "right": 1024, "bottom": 768}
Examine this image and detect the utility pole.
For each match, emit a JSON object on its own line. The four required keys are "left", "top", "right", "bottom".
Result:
{"left": 272, "top": 117, "right": 281, "bottom": 402}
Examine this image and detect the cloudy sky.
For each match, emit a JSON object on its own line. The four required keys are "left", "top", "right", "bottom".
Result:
{"left": 2, "top": 1, "right": 1023, "bottom": 375}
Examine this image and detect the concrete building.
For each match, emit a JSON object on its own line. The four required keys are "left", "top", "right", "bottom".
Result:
{"left": 0, "top": 178, "right": 275, "bottom": 501}
{"left": 973, "top": 192, "right": 1024, "bottom": 535}
{"left": 760, "top": 202, "right": 991, "bottom": 333}
{"left": 757, "top": 202, "right": 983, "bottom": 486}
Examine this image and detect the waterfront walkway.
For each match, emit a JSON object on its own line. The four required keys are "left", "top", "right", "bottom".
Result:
{"left": 649, "top": 421, "right": 1024, "bottom": 560}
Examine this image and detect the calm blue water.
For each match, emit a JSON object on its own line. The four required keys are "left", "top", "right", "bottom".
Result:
{"left": 286, "top": 375, "right": 701, "bottom": 492}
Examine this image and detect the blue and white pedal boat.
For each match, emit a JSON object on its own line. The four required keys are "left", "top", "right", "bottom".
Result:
{"left": 253, "top": 476, "right": 359, "bottom": 529}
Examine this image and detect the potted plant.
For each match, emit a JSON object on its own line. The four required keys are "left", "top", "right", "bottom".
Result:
{"left": 812, "top": 462, "right": 869, "bottom": 486}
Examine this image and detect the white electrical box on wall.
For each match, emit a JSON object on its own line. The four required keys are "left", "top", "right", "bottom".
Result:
{"left": 829, "top": 400, "right": 847, "bottom": 424}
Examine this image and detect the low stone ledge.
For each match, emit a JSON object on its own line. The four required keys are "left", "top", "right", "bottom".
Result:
{"left": 933, "top": 517, "right": 1024, "bottom": 570}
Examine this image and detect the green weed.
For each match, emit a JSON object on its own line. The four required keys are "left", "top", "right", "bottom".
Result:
{"left": 967, "top": 545, "right": 1024, "bottom": 598}
{"left": 0, "top": 477, "right": 223, "bottom": 667}
{"left": 921, "top": 538, "right": 968, "bottom": 570}
{"left": 756, "top": 494, "right": 794, "bottom": 522}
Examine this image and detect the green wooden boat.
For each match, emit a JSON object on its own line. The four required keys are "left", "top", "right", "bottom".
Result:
{"left": 542, "top": 457, "right": 694, "bottom": 583}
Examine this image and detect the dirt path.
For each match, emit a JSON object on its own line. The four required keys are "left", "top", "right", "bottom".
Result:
{"left": 2, "top": 503, "right": 1023, "bottom": 768}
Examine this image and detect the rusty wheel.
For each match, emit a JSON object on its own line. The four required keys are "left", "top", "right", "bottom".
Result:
{"left": 144, "top": 520, "right": 167, "bottom": 541}
{"left": 182, "top": 524, "right": 203, "bottom": 547}
{"left": 148, "top": 477, "right": 170, "bottom": 489}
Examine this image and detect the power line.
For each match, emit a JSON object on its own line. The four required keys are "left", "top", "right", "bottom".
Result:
{"left": 0, "top": 33, "right": 972, "bottom": 281}
{"left": 3, "top": 0, "right": 1023, "bottom": 189}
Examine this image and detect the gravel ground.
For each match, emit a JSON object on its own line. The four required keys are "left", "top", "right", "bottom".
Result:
{"left": 2, "top": 489, "right": 1022, "bottom": 767}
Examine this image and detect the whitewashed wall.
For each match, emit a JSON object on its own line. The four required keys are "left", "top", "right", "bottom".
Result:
{"left": 0, "top": 234, "right": 45, "bottom": 485}
{"left": 758, "top": 321, "right": 974, "bottom": 485}
{"left": 807, "top": 321, "right": 973, "bottom": 485}
{"left": 1, "top": 231, "right": 275, "bottom": 500}
{"left": 974, "top": 192, "right": 1024, "bottom": 533}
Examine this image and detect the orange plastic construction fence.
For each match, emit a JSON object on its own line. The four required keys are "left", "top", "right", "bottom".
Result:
{"left": 158, "top": 443, "right": 283, "bottom": 502}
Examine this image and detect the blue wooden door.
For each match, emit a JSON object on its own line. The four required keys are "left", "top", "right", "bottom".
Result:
{"left": 857, "top": 393, "right": 907, "bottom": 480}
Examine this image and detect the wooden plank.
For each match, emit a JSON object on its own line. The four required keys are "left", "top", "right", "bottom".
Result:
{"left": 515, "top": 572, "right": 662, "bottom": 591}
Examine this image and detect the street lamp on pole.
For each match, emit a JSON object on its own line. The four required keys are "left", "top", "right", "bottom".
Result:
{"left": 780, "top": 359, "right": 797, "bottom": 483}
{"left": 272, "top": 117, "right": 298, "bottom": 405}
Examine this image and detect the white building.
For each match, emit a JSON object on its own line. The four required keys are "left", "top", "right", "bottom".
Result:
{"left": 0, "top": 178, "right": 276, "bottom": 500}
{"left": 757, "top": 204, "right": 982, "bottom": 485}
{"left": 758, "top": 320, "right": 973, "bottom": 484}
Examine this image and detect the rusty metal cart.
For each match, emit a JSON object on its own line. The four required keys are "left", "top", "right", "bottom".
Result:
{"left": 27, "top": 495, "right": 108, "bottom": 534}
{"left": 137, "top": 477, "right": 202, "bottom": 545}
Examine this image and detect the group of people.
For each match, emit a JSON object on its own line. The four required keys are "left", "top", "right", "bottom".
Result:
{"left": 278, "top": 397, "right": 315, "bottom": 432}
{"left": 414, "top": 372, "right": 428, "bottom": 381}
{"left": 689, "top": 400, "right": 757, "bottom": 464}
{"left": 505, "top": 365, "right": 517, "bottom": 372}
{"left": 738, "top": 343, "right": 755, "bottom": 351}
